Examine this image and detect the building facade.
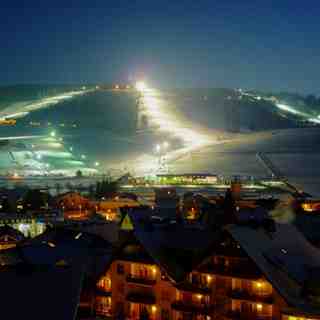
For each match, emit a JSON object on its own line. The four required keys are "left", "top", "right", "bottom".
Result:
{"left": 94, "top": 229, "right": 320, "bottom": 320}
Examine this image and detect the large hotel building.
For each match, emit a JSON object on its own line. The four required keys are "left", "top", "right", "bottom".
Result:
{"left": 93, "top": 209, "right": 320, "bottom": 320}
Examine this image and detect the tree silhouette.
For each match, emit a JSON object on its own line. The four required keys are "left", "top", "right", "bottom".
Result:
{"left": 95, "top": 179, "right": 118, "bottom": 199}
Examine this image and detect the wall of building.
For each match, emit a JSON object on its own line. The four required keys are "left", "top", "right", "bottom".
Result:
{"left": 94, "top": 254, "right": 287, "bottom": 320}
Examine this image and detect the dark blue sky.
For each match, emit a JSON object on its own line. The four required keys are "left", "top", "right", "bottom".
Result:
{"left": 1, "top": 0, "right": 320, "bottom": 93}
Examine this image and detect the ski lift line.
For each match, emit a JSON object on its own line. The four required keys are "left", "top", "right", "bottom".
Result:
{"left": 256, "top": 152, "right": 284, "bottom": 179}
{"left": 0, "top": 135, "right": 47, "bottom": 141}
{"left": 8, "top": 151, "right": 16, "bottom": 162}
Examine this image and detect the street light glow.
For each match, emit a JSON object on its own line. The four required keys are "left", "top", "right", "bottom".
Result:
{"left": 155, "top": 144, "right": 161, "bottom": 153}
{"left": 50, "top": 131, "right": 56, "bottom": 137}
{"left": 163, "top": 141, "right": 169, "bottom": 149}
{"left": 135, "top": 81, "right": 147, "bottom": 92}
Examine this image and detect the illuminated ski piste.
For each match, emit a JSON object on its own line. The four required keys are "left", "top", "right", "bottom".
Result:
{"left": 244, "top": 91, "right": 320, "bottom": 125}
{"left": 0, "top": 89, "right": 99, "bottom": 177}
{"left": 0, "top": 89, "right": 94, "bottom": 120}
{"left": 141, "top": 88, "right": 214, "bottom": 148}
{"left": 125, "top": 87, "right": 227, "bottom": 176}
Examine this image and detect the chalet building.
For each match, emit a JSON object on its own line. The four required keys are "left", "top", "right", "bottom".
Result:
{"left": 94, "top": 197, "right": 140, "bottom": 222}
{"left": 94, "top": 211, "right": 320, "bottom": 320}
{"left": 55, "top": 192, "right": 91, "bottom": 220}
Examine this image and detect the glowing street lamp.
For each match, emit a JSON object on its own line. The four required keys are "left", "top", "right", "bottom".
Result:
{"left": 50, "top": 131, "right": 56, "bottom": 137}
{"left": 95, "top": 162, "right": 100, "bottom": 167}
{"left": 155, "top": 144, "right": 161, "bottom": 153}
{"left": 135, "top": 81, "right": 147, "bottom": 92}
{"left": 163, "top": 141, "right": 169, "bottom": 149}
{"left": 81, "top": 154, "right": 86, "bottom": 159}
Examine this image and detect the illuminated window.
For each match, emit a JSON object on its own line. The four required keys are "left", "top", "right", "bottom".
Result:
{"left": 95, "top": 296, "right": 112, "bottom": 316}
{"left": 256, "top": 303, "right": 263, "bottom": 312}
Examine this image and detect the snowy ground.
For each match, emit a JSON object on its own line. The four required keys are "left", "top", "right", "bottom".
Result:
{"left": 0, "top": 86, "right": 320, "bottom": 196}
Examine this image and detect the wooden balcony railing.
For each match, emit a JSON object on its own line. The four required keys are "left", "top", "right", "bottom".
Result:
{"left": 172, "top": 300, "right": 214, "bottom": 315}
{"left": 126, "top": 275, "right": 156, "bottom": 286}
{"left": 228, "top": 289, "right": 273, "bottom": 304}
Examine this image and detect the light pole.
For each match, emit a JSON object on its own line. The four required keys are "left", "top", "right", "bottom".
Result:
{"left": 155, "top": 144, "right": 161, "bottom": 168}
{"left": 162, "top": 141, "right": 170, "bottom": 172}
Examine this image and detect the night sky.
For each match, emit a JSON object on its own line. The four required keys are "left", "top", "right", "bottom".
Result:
{"left": 1, "top": 0, "right": 320, "bottom": 93}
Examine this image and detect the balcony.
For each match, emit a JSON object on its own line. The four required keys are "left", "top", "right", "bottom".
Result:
{"left": 126, "top": 275, "right": 156, "bottom": 286}
{"left": 126, "top": 291, "right": 156, "bottom": 305}
{"left": 198, "top": 264, "right": 261, "bottom": 280}
{"left": 175, "top": 282, "right": 211, "bottom": 295}
{"left": 228, "top": 289, "right": 273, "bottom": 304}
{"left": 96, "top": 287, "right": 112, "bottom": 297}
{"left": 225, "top": 310, "right": 275, "bottom": 320}
{"left": 172, "top": 300, "right": 214, "bottom": 315}
{"left": 224, "top": 310, "right": 241, "bottom": 319}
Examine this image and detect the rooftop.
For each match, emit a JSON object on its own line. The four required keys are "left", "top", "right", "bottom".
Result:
{"left": 227, "top": 223, "right": 320, "bottom": 316}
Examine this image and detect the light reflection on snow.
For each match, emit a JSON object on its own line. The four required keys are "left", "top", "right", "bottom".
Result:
{"left": 131, "top": 88, "right": 218, "bottom": 175}
{"left": 142, "top": 88, "right": 213, "bottom": 148}
{"left": 0, "top": 89, "right": 93, "bottom": 120}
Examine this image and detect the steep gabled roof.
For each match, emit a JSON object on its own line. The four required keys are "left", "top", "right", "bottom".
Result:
{"left": 129, "top": 208, "right": 218, "bottom": 283}
{"left": 227, "top": 223, "right": 320, "bottom": 316}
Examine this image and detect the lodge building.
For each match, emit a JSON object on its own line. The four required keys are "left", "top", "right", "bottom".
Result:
{"left": 93, "top": 211, "right": 320, "bottom": 320}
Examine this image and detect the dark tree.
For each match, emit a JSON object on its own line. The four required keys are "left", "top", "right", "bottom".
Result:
{"left": 223, "top": 188, "right": 236, "bottom": 224}
{"left": 88, "top": 184, "right": 95, "bottom": 198}
{"left": 54, "top": 183, "right": 62, "bottom": 195}
{"left": 23, "top": 189, "right": 51, "bottom": 211}
{"left": 76, "top": 170, "right": 83, "bottom": 178}
{"left": 95, "top": 179, "right": 118, "bottom": 199}
{"left": 306, "top": 94, "right": 318, "bottom": 106}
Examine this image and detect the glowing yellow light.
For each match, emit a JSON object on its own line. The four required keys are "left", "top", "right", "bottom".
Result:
{"left": 75, "top": 232, "right": 82, "bottom": 239}
{"left": 151, "top": 305, "right": 157, "bottom": 313}
{"left": 155, "top": 144, "right": 161, "bottom": 153}
{"left": 256, "top": 281, "right": 263, "bottom": 288}
{"left": 163, "top": 141, "right": 169, "bottom": 149}
{"left": 135, "top": 81, "right": 147, "bottom": 92}
{"left": 256, "top": 303, "right": 263, "bottom": 311}
{"left": 197, "top": 294, "right": 202, "bottom": 300}
{"left": 115, "top": 84, "right": 119, "bottom": 89}
{"left": 207, "top": 275, "right": 212, "bottom": 282}
{"left": 152, "top": 267, "right": 157, "bottom": 274}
